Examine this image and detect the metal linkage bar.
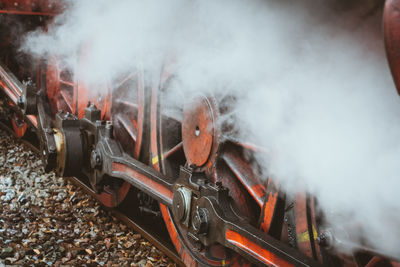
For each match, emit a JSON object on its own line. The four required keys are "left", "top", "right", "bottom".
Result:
{"left": 92, "top": 127, "right": 175, "bottom": 207}
{"left": 65, "top": 105, "right": 320, "bottom": 266}
{"left": 0, "top": 63, "right": 23, "bottom": 104}
{"left": 0, "top": 62, "right": 38, "bottom": 127}
{"left": 172, "top": 169, "right": 322, "bottom": 267}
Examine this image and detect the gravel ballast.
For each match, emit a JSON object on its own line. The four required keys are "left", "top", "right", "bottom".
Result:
{"left": 0, "top": 129, "right": 176, "bottom": 266}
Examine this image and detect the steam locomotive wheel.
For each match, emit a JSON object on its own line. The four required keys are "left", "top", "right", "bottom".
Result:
{"left": 150, "top": 74, "right": 277, "bottom": 266}
{"left": 86, "top": 68, "right": 148, "bottom": 208}
{"left": 45, "top": 56, "right": 110, "bottom": 119}
{"left": 102, "top": 69, "right": 148, "bottom": 208}
{"left": 148, "top": 72, "right": 343, "bottom": 266}
{"left": 43, "top": 56, "right": 140, "bottom": 208}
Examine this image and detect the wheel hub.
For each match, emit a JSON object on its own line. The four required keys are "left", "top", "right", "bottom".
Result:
{"left": 182, "top": 95, "right": 218, "bottom": 168}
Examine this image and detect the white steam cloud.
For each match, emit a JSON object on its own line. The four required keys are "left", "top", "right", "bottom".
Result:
{"left": 22, "top": 0, "right": 400, "bottom": 257}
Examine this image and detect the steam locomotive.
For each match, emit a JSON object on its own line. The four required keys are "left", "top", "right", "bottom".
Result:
{"left": 0, "top": 0, "right": 399, "bottom": 266}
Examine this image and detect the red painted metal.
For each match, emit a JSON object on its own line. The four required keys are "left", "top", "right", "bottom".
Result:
{"left": 225, "top": 229, "right": 294, "bottom": 267}
{"left": 11, "top": 113, "right": 27, "bottom": 138}
{"left": 112, "top": 162, "right": 173, "bottom": 203}
{"left": 0, "top": 66, "right": 20, "bottom": 102}
{"left": 46, "top": 54, "right": 111, "bottom": 119}
{"left": 153, "top": 72, "right": 258, "bottom": 265}
{"left": 7, "top": 100, "right": 27, "bottom": 138}
{"left": 26, "top": 115, "right": 37, "bottom": 128}
{"left": 96, "top": 182, "right": 130, "bottom": 208}
{"left": 309, "top": 197, "right": 323, "bottom": 263}
{"left": 0, "top": 0, "right": 62, "bottom": 16}
{"left": 222, "top": 149, "right": 266, "bottom": 207}
{"left": 294, "top": 194, "right": 314, "bottom": 258}
{"left": 44, "top": 55, "right": 130, "bottom": 208}
{"left": 384, "top": 0, "right": 400, "bottom": 95}
{"left": 260, "top": 178, "right": 279, "bottom": 233}
{"left": 182, "top": 95, "right": 215, "bottom": 167}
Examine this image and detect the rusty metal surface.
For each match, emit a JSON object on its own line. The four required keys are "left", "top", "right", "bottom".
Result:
{"left": 384, "top": 0, "right": 400, "bottom": 95}
{"left": 0, "top": 0, "right": 62, "bottom": 16}
{"left": 182, "top": 95, "right": 215, "bottom": 167}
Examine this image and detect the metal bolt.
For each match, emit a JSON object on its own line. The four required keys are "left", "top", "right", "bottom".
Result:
{"left": 44, "top": 128, "right": 54, "bottom": 134}
{"left": 192, "top": 206, "right": 209, "bottom": 235}
{"left": 197, "top": 178, "right": 206, "bottom": 186}
{"left": 90, "top": 149, "right": 102, "bottom": 169}
{"left": 173, "top": 187, "right": 191, "bottom": 222}
{"left": 48, "top": 145, "right": 55, "bottom": 153}
{"left": 17, "top": 96, "right": 25, "bottom": 109}
{"left": 189, "top": 164, "right": 197, "bottom": 169}
{"left": 105, "top": 121, "right": 113, "bottom": 138}
{"left": 316, "top": 230, "right": 333, "bottom": 248}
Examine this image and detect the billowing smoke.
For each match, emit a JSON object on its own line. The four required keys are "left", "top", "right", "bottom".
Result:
{"left": 21, "top": 0, "right": 400, "bottom": 257}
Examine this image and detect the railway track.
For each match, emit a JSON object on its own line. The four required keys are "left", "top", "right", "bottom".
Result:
{"left": 0, "top": 119, "right": 184, "bottom": 266}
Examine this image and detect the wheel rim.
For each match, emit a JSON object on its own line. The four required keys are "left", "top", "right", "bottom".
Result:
{"left": 150, "top": 71, "right": 272, "bottom": 266}
{"left": 98, "top": 69, "right": 148, "bottom": 207}
{"left": 44, "top": 55, "right": 145, "bottom": 208}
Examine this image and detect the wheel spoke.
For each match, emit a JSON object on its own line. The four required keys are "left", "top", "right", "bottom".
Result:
{"left": 259, "top": 178, "right": 285, "bottom": 239}
{"left": 222, "top": 149, "right": 266, "bottom": 207}
{"left": 365, "top": 257, "right": 384, "bottom": 267}
{"left": 293, "top": 194, "right": 314, "bottom": 259}
{"left": 59, "top": 90, "right": 74, "bottom": 113}
{"left": 223, "top": 135, "right": 267, "bottom": 153}
{"left": 115, "top": 71, "right": 138, "bottom": 90}
{"left": 114, "top": 99, "right": 139, "bottom": 111}
{"left": 162, "top": 110, "right": 182, "bottom": 124}
{"left": 115, "top": 114, "right": 137, "bottom": 142}
{"left": 309, "top": 197, "right": 323, "bottom": 263}
{"left": 59, "top": 79, "right": 75, "bottom": 87}
{"left": 163, "top": 141, "right": 183, "bottom": 160}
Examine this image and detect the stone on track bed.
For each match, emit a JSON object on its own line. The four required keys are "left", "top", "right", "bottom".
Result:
{"left": 0, "top": 129, "right": 176, "bottom": 267}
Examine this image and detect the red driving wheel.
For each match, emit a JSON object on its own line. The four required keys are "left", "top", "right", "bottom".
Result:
{"left": 43, "top": 53, "right": 145, "bottom": 208}
{"left": 148, "top": 66, "right": 400, "bottom": 266}
{"left": 150, "top": 68, "right": 279, "bottom": 266}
